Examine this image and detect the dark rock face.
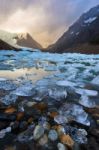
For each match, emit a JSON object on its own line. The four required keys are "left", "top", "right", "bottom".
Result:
{"left": 47, "top": 5, "right": 99, "bottom": 54}
{"left": 0, "top": 39, "right": 18, "bottom": 50}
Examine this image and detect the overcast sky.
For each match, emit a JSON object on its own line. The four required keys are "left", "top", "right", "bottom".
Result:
{"left": 0, "top": 0, "right": 99, "bottom": 47}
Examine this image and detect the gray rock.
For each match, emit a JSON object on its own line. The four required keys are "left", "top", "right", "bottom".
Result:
{"left": 38, "top": 134, "right": 48, "bottom": 146}
{"left": 33, "top": 125, "right": 44, "bottom": 140}
{"left": 48, "top": 129, "right": 58, "bottom": 141}
{"left": 57, "top": 143, "right": 67, "bottom": 150}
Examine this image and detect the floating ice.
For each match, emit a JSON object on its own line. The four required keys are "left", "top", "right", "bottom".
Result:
{"left": 79, "top": 95, "right": 96, "bottom": 108}
{"left": 48, "top": 86, "right": 67, "bottom": 101}
{"left": 75, "top": 129, "right": 87, "bottom": 143}
{"left": 56, "top": 80, "right": 76, "bottom": 87}
{"left": 0, "top": 127, "right": 11, "bottom": 139}
{"left": 0, "top": 78, "right": 7, "bottom": 81}
{"left": 0, "top": 80, "right": 17, "bottom": 90}
{"left": 1, "top": 92, "right": 18, "bottom": 105}
{"left": 14, "top": 82, "right": 35, "bottom": 97}
{"left": 91, "top": 75, "right": 99, "bottom": 85}
{"left": 32, "top": 87, "right": 48, "bottom": 101}
{"left": 54, "top": 115, "right": 68, "bottom": 124}
{"left": 65, "top": 126, "right": 87, "bottom": 144}
{"left": 75, "top": 88, "right": 98, "bottom": 96}
{"left": 59, "top": 104, "right": 90, "bottom": 126}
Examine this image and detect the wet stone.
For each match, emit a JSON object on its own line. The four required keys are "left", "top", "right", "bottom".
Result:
{"left": 48, "top": 86, "right": 67, "bottom": 101}
{"left": 60, "top": 134, "right": 74, "bottom": 148}
{"left": 64, "top": 126, "right": 88, "bottom": 144}
{"left": 16, "top": 112, "right": 25, "bottom": 121}
{"left": 17, "top": 128, "right": 34, "bottom": 142}
{"left": 33, "top": 125, "right": 44, "bottom": 140}
{"left": 1, "top": 93, "right": 18, "bottom": 105}
{"left": 55, "top": 125, "right": 65, "bottom": 136}
{"left": 48, "top": 129, "right": 58, "bottom": 141}
{"left": 38, "top": 134, "right": 48, "bottom": 146}
{"left": 5, "top": 107, "right": 17, "bottom": 114}
{"left": 0, "top": 80, "right": 17, "bottom": 91}
{"left": 79, "top": 95, "right": 96, "bottom": 108}
{"left": 13, "top": 82, "right": 36, "bottom": 97}
{"left": 57, "top": 143, "right": 67, "bottom": 150}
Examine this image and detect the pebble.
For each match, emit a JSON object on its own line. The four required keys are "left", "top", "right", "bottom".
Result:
{"left": 60, "top": 134, "right": 74, "bottom": 148}
{"left": 43, "top": 122, "right": 51, "bottom": 131}
{"left": 38, "top": 134, "right": 48, "bottom": 146}
{"left": 57, "top": 143, "right": 67, "bottom": 150}
{"left": 16, "top": 112, "right": 24, "bottom": 121}
{"left": 56, "top": 125, "right": 65, "bottom": 136}
{"left": 48, "top": 129, "right": 58, "bottom": 141}
{"left": 28, "top": 117, "right": 33, "bottom": 124}
{"left": 5, "top": 107, "right": 17, "bottom": 114}
{"left": 33, "top": 125, "right": 44, "bottom": 140}
{"left": 97, "top": 120, "right": 99, "bottom": 125}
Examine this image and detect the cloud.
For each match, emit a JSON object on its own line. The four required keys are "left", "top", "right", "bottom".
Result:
{"left": 0, "top": 0, "right": 99, "bottom": 47}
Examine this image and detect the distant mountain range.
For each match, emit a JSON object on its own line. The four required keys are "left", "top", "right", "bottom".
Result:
{"left": 47, "top": 5, "right": 99, "bottom": 54}
{"left": 0, "top": 30, "right": 42, "bottom": 50}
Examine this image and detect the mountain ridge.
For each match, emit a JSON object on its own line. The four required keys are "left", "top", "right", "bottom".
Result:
{"left": 47, "top": 5, "right": 99, "bottom": 54}
{"left": 0, "top": 30, "right": 42, "bottom": 50}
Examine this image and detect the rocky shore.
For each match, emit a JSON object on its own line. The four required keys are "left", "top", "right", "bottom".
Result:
{"left": 0, "top": 50, "right": 99, "bottom": 150}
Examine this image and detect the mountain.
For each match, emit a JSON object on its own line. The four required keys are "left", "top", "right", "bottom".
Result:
{"left": 0, "top": 39, "right": 18, "bottom": 50}
{"left": 14, "top": 33, "right": 42, "bottom": 49}
{"left": 47, "top": 5, "right": 99, "bottom": 54}
{"left": 0, "top": 30, "right": 42, "bottom": 50}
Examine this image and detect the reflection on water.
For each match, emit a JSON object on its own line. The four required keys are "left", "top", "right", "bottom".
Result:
{"left": 0, "top": 68, "right": 53, "bottom": 82}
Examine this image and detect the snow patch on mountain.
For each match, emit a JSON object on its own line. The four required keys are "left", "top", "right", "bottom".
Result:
{"left": 84, "top": 17, "right": 97, "bottom": 24}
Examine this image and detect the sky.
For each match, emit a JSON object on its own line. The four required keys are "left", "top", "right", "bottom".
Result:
{"left": 0, "top": 0, "right": 99, "bottom": 47}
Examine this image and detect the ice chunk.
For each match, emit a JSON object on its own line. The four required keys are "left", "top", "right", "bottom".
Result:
{"left": 79, "top": 95, "right": 96, "bottom": 108}
{"left": 0, "top": 80, "right": 17, "bottom": 90}
{"left": 59, "top": 104, "right": 90, "bottom": 126}
{"left": 0, "top": 78, "right": 7, "bottom": 81}
{"left": 14, "top": 82, "right": 35, "bottom": 96}
{"left": 56, "top": 80, "right": 76, "bottom": 87}
{"left": 1, "top": 92, "right": 18, "bottom": 105}
{"left": 91, "top": 75, "right": 99, "bottom": 85}
{"left": 65, "top": 126, "right": 87, "bottom": 144}
{"left": 32, "top": 87, "right": 48, "bottom": 101}
{"left": 54, "top": 115, "right": 68, "bottom": 124}
{"left": 0, "top": 127, "right": 11, "bottom": 139}
{"left": 75, "top": 129, "right": 87, "bottom": 143}
{"left": 48, "top": 86, "right": 67, "bottom": 101}
{"left": 75, "top": 88, "right": 98, "bottom": 96}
